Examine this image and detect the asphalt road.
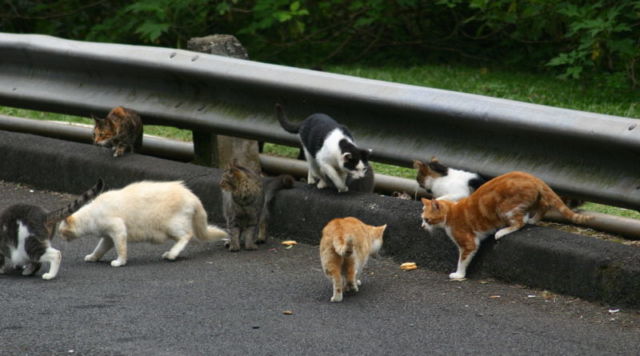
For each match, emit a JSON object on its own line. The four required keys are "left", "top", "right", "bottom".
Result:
{"left": 1, "top": 180, "right": 639, "bottom": 355}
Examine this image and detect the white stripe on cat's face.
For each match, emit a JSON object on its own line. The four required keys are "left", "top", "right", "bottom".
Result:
{"left": 348, "top": 161, "right": 367, "bottom": 179}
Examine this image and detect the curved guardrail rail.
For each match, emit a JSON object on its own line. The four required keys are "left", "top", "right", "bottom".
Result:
{"left": 0, "top": 33, "right": 639, "bottom": 210}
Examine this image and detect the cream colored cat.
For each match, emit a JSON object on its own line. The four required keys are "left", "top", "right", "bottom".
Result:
{"left": 57, "top": 181, "right": 227, "bottom": 267}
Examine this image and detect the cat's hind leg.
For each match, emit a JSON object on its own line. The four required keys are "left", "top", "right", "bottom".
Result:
{"left": 495, "top": 211, "right": 527, "bottom": 240}
{"left": 257, "top": 209, "right": 269, "bottom": 244}
{"left": 241, "top": 225, "right": 258, "bottom": 250}
{"left": 163, "top": 222, "right": 195, "bottom": 260}
{"left": 85, "top": 237, "right": 114, "bottom": 262}
{"left": 344, "top": 257, "right": 359, "bottom": 293}
{"left": 307, "top": 160, "right": 321, "bottom": 186}
{"left": 22, "top": 262, "right": 41, "bottom": 276}
{"left": 162, "top": 234, "right": 193, "bottom": 260}
{"left": 324, "top": 258, "right": 344, "bottom": 302}
{"left": 450, "top": 234, "right": 478, "bottom": 280}
{"left": 39, "top": 247, "right": 61, "bottom": 280}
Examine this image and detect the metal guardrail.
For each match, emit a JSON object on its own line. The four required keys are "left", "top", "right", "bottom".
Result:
{"left": 0, "top": 33, "right": 639, "bottom": 210}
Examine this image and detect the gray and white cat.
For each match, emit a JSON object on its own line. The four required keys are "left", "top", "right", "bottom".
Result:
{"left": 0, "top": 179, "right": 104, "bottom": 280}
{"left": 57, "top": 180, "right": 227, "bottom": 267}
{"left": 220, "top": 160, "right": 294, "bottom": 251}
{"left": 276, "top": 103, "right": 371, "bottom": 193}
{"left": 413, "top": 157, "right": 487, "bottom": 202}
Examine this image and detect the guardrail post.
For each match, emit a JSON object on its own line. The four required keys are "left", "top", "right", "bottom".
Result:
{"left": 191, "top": 131, "right": 220, "bottom": 167}
{"left": 187, "top": 34, "right": 262, "bottom": 172}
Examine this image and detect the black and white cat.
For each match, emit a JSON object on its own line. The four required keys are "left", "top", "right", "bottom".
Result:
{"left": 413, "top": 157, "right": 487, "bottom": 201}
{"left": 0, "top": 179, "right": 104, "bottom": 280}
{"left": 276, "top": 103, "right": 371, "bottom": 193}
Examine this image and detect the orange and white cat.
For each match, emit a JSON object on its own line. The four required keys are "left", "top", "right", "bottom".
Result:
{"left": 319, "top": 217, "right": 386, "bottom": 302}
{"left": 420, "top": 171, "right": 592, "bottom": 280}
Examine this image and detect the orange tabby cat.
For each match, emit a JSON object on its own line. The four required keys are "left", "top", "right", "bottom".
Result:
{"left": 319, "top": 217, "right": 386, "bottom": 302}
{"left": 420, "top": 171, "right": 592, "bottom": 280}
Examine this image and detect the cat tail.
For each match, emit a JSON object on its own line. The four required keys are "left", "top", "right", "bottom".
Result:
{"left": 264, "top": 174, "right": 295, "bottom": 205}
{"left": 275, "top": 103, "right": 301, "bottom": 133}
{"left": 542, "top": 185, "right": 593, "bottom": 225}
{"left": 192, "top": 203, "right": 228, "bottom": 241}
{"left": 334, "top": 235, "right": 354, "bottom": 258}
{"left": 45, "top": 178, "right": 105, "bottom": 227}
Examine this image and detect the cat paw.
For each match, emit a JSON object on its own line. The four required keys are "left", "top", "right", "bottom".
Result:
{"left": 317, "top": 180, "right": 328, "bottom": 189}
{"left": 41, "top": 273, "right": 56, "bottom": 280}
{"left": 330, "top": 294, "right": 343, "bottom": 302}
{"left": 22, "top": 267, "right": 36, "bottom": 276}
{"left": 84, "top": 254, "right": 99, "bottom": 262}
{"left": 110, "top": 260, "right": 126, "bottom": 267}
{"left": 162, "top": 252, "right": 177, "bottom": 261}
{"left": 337, "top": 186, "right": 349, "bottom": 193}
{"left": 449, "top": 272, "right": 466, "bottom": 280}
{"left": 227, "top": 245, "right": 240, "bottom": 252}
{"left": 244, "top": 242, "right": 258, "bottom": 250}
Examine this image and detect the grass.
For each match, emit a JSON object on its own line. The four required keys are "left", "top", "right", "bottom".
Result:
{"left": 1, "top": 62, "right": 637, "bottom": 219}
{"left": 324, "top": 64, "right": 640, "bottom": 119}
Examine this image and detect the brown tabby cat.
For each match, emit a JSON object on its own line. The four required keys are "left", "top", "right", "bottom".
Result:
{"left": 93, "top": 106, "right": 143, "bottom": 157}
{"left": 319, "top": 217, "right": 386, "bottom": 302}
{"left": 220, "top": 160, "right": 294, "bottom": 251}
{"left": 420, "top": 171, "right": 592, "bottom": 280}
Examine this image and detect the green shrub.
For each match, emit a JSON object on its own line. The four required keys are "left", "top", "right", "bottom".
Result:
{"left": 1, "top": 0, "right": 638, "bottom": 87}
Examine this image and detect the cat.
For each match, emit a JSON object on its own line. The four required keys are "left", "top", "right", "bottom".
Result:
{"left": 220, "top": 160, "right": 294, "bottom": 251}
{"left": 420, "top": 171, "right": 593, "bottom": 280}
{"left": 0, "top": 179, "right": 104, "bottom": 280}
{"left": 276, "top": 103, "right": 371, "bottom": 193}
{"left": 413, "top": 157, "right": 487, "bottom": 201}
{"left": 93, "top": 106, "right": 143, "bottom": 157}
{"left": 415, "top": 157, "right": 585, "bottom": 209}
{"left": 57, "top": 180, "right": 227, "bottom": 267}
{"left": 319, "top": 217, "right": 386, "bottom": 302}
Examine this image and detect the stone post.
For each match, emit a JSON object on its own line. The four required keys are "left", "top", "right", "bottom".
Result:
{"left": 187, "top": 35, "right": 261, "bottom": 173}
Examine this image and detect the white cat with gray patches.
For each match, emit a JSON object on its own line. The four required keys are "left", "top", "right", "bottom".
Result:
{"left": 276, "top": 103, "right": 371, "bottom": 193}
{"left": 57, "top": 181, "right": 227, "bottom": 267}
{"left": 413, "top": 157, "right": 487, "bottom": 202}
{"left": 0, "top": 179, "right": 104, "bottom": 280}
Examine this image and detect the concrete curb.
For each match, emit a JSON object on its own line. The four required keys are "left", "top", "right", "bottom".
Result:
{"left": 2, "top": 130, "right": 639, "bottom": 308}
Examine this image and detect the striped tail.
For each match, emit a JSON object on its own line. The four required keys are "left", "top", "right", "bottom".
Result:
{"left": 275, "top": 103, "right": 302, "bottom": 133}
{"left": 45, "top": 178, "right": 105, "bottom": 232}
{"left": 334, "top": 235, "right": 354, "bottom": 257}
{"left": 543, "top": 185, "right": 592, "bottom": 225}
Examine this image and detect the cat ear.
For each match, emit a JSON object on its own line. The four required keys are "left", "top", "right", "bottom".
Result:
{"left": 430, "top": 156, "right": 439, "bottom": 162}
{"left": 420, "top": 198, "right": 430, "bottom": 206}
{"left": 360, "top": 148, "right": 372, "bottom": 161}
{"left": 91, "top": 114, "right": 104, "bottom": 122}
{"left": 431, "top": 200, "right": 441, "bottom": 211}
{"left": 342, "top": 152, "right": 352, "bottom": 162}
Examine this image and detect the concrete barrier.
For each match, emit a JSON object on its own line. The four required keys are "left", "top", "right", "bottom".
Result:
{"left": 1, "top": 130, "right": 639, "bottom": 307}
